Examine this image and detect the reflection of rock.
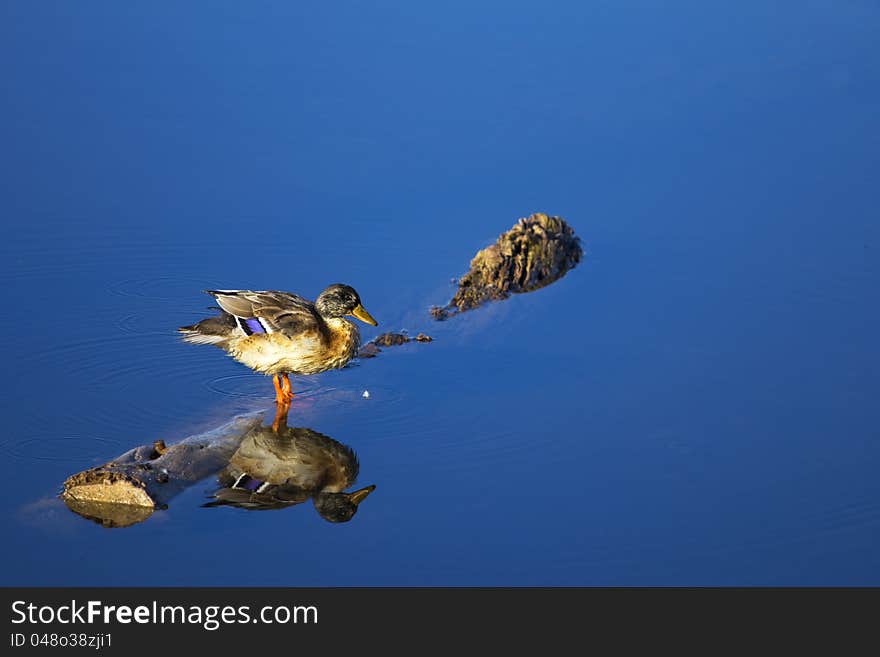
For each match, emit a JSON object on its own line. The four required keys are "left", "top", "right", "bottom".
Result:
{"left": 62, "top": 498, "right": 155, "bottom": 529}
{"left": 431, "top": 213, "right": 583, "bottom": 320}
{"left": 60, "top": 413, "right": 263, "bottom": 528}
{"left": 206, "top": 413, "right": 375, "bottom": 523}
{"left": 357, "top": 332, "right": 433, "bottom": 359}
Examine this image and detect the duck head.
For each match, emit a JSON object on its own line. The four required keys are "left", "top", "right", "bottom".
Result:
{"left": 313, "top": 485, "right": 376, "bottom": 523}
{"left": 315, "top": 284, "right": 378, "bottom": 326}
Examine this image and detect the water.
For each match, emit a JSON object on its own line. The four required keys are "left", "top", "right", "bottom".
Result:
{"left": 2, "top": 1, "right": 879, "bottom": 585}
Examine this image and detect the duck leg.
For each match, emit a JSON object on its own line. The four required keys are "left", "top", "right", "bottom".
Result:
{"left": 273, "top": 374, "right": 287, "bottom": 404}
{"left": 273, "top": 373, "right": 294, "bottom": 404}
{"left": 280, "top": 373, "right": 294, "bottom": 402}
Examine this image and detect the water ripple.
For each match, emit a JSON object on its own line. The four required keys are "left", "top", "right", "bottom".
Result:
{"left": 7, "top": 434, "right": 121, "bottom": 465}
{"left": 108, "top": 275, "right": 220, "bottom": 301}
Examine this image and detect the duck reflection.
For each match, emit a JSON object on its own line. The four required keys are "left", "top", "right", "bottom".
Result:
{"left": 205, "top": 405, "right": 375, "bottom": 522}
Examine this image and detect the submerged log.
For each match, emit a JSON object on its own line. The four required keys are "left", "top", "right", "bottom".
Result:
{"left": 60, "top": 413, "right": 263, "bottom": 527}
{"left": 430, "top": 212, "right": 583, "bottom": 320}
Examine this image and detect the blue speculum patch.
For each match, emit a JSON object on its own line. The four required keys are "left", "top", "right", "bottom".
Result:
{"left": 238, "top": 475, "right": 263, "bottom": 492}
{"left": 244, "top": 318, "right": 264, "bottom": 334}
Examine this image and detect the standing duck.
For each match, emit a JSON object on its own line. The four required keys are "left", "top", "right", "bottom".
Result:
{"left": 179, "top": 284, "right": 377, "bottom": 404}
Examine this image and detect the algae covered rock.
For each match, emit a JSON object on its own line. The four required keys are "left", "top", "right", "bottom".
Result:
{"left": 430, "top": 213, "right": 583, "bottom": 320}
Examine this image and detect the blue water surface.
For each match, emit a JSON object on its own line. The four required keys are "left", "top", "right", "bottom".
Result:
{"left": 1, "top": 1, "right": 878, "bottom": 585}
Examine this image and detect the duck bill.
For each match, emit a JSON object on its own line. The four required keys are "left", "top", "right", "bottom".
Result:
{"left": 347, "top": 485, "right": 376, "bottom": 506}
{"left": 350, "top": 304, "right": 378, "bottom": 326}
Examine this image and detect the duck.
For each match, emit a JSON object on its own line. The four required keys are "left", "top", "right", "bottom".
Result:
{"left": 204, "top": 406, "right": 375, "bottom": 522}
{"left": 179, "top": 284, "right": 377, "bottom": 404}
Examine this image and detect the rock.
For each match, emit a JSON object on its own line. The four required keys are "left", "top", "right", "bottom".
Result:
{"left": 430, "top": 212, "right": 582, "bottom": 320}
{"left": 357, "top": 332, "right": 433, "bottom": 358}
{"left": 373, "top": 332, "right": 410, "bottom": 347}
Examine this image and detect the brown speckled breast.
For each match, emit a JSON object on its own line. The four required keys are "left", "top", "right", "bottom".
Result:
{"left": 227, "top": 317, "right": 360, "bottom": 375}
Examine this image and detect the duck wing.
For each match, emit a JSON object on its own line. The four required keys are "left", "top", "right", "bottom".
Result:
{"left": 203, "top": 487, "right": 308, "bottom": 511}
{"left": 205, "top": 290, "right": 322, "bottom": 337}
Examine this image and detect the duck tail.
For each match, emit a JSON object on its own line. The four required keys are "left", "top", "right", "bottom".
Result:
{"left": 178, "top": 313, "right": 236, "bottom": 346}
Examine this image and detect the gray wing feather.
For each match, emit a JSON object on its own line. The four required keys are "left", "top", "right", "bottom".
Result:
{"left": 207, "top": 291, "right": 261, "bottom": 318}
{"left": 206, "top": 290, "right": 321, "bottom": 336}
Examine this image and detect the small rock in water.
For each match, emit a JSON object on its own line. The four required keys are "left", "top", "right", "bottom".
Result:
{"left": 373, "top": 332, "right": 410, "bottom": 347}
{"left": 357, "top": 332, "right": 433, "bottom": 359}
{"left": 362, "top": 390, "right": 370, "bottom": 399}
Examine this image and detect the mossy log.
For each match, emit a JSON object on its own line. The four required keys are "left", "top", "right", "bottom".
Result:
{"left": 61, "top": 413, "right": 263, "bottom": 527}
{"left": 431, "top": 212, "right": 583, "bottom": 320}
